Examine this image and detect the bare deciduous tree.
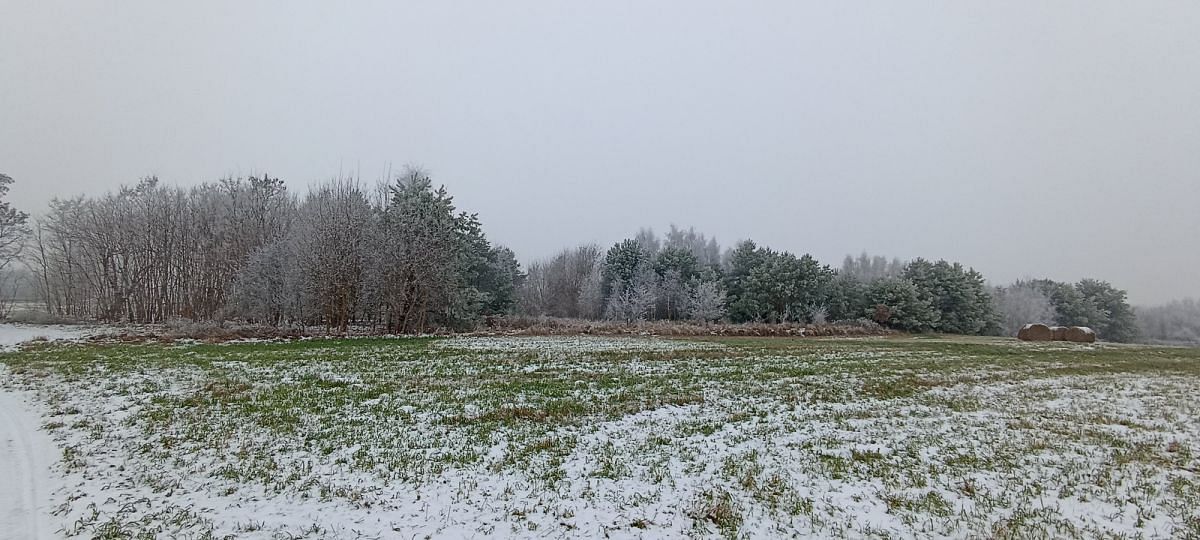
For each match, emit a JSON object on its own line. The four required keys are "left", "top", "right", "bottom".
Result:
{"left": 0, "top": 174, "right": 30, "bottom": 317}
{"left": 517, "top": 244, "right": 603, "bottom": 318}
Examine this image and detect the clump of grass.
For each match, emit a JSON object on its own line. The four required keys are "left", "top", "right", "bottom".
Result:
{"left": 883, "top": 490, "right": 952, "bottom": 517}
{"left": 688, "top": 488, "right": 742, "bottom": 538}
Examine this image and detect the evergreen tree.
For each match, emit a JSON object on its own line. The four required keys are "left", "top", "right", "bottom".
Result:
{"left": 826, "top": 274, "right": 868, "bottom": 322}
{"left": 473, "top": 246, "right": 523, "bottom": 315}
{"left": 1029, "top": 279, "right": 1104, "bottom": 329}
{"left": 1076, "top": 279, "right": 1137, "bottom": 342}
{"left": 723, "top": 240, "right": 767, "bottom": 322}
{"left": 903, "top": 259, "right": 997, "bottom": 334}
{"left": 601, "top": 238, "right": 657, "bottom": 320}
{"left": 601, "top": 239, "right": 651, "bottom": 297}
{"left": 1022, "top": 278, "right": 1136, "bottom": 342}
{"left": 865, "top": 277, "right": 938, "bottom": 331}
{"left": 722, "top": 241, "right": 834, "bottom": 323}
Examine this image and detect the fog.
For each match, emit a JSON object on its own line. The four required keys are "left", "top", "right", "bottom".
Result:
{"left": 2, "top": 1, "right": 1197, "bottom": 304}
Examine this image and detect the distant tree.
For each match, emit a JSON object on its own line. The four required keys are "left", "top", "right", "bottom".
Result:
{"left": 663, "top": 224, "right": 721, "bottom": 269}
{"left": 991, "top": 283, "right": 1056, "bottom": 336}
{"left": 227, "top": 170, "right": 511, "bottom": 333}
{"left": 517, "top": 260, "right": 550, "bottom": 316}
{"left": 1022, "top": 278, "right": 1137, "bottom": 342}
{"left": 367, "top": 168, "right": 494, "bottom": 332}
{"left": 903, "top": 259, "right": 997, "bottom": 335}
{"left": 1029, "top": 279, "right": 1103, "bottom": 329}
{"left": 28, "top": 174, "right": 1148, "bottom": 341}
{"left": 1076, "top": 279, "right": 1137, "bottom": 342}
{"left": 829, "top": 251, "right": 909, "bottom": 325}
{"left": 30, "top": 198, "right": 88, "bottom": 318}
{"left": 653, "top": 247, "right": 699, "bottom": 320}
{"left": 0, "top": 174, "right": 30, "bottom": 317}
{"left": 1137, "top": 298, "right": 1200, "bottom": 345}
{"left": 292, "top": 180, "right": 373, "bottom": 333}
{"left": 0, "top": 174, "right": 30, "bottom": 267}
{"left": 757, "top": 252, "right": 835, "bottom": 323}
{"left": 688, "top": 280, "right": 727, "bottom": 322}
{"left": 601, "top": 239, "right": 652, "bottom": 300}
{"left": 447, "top": 213, "right": 495, "bottom": 325}
{"left": 576, "top": 263, "right": 605, "bottom": 319}
{"left": 473, "top": 246, "right": 523, "bottom": 315}
{"left": 34, "top": 175, "right": 293, "bottom": 323}
{"left": 633, "top": 228, "right": 661, "bottom": 258}
{"left": 826, "top": 274, "right": 869, "bottom": 322}
{"left": 841, "top": 252, "right": 906, "bottom": 282}
{"left": 722, "top": 241, "right": 834, "bottom": 323}
{"left": 655, "top": 269, "right": 689, "bottom": 320}
{"left": 517, "top": 244, "right": 602, "bottom": 318}
{"left": 228, "top": 235, "right": 304, "bottom": 325}
{"left": 723, "top": 240, "right": 768, "bottom": 322}
{"left": 604, "top": 279, "right": 656, "bottom": 322}
{"left": 654, "top": 246, "right": 700, "bottom": 282}
{"left": 864, "top": 277, "right": 938, "bottom": 331}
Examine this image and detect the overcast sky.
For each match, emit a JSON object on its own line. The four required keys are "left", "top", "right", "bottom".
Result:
{"left": 2, "top": 1, "right": 1197, "bottom": 304}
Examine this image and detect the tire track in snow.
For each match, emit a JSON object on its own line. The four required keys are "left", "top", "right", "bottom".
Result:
{"left": 0, "top": 391, "right": 59, "bottom": 540}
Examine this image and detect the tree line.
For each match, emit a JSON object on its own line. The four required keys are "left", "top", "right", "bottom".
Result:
{"left": 1134, "top": 298, "right": 1200, "bottom": 345}
{"left": 517, "top": 232, "right": 1146, "bottom": 342}
{"left": 2, "top": 171, "right": 1169, "bottom": 342}
{"left": 27, "top": 171, "right": 518, "bottom": 333}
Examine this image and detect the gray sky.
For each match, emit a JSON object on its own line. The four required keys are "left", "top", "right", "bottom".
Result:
{"left": 2, "top": 1, "right": 1198, "bottom": 305}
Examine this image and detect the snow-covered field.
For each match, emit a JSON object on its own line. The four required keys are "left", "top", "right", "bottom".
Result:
{"left": 2, "top": 334, "right": 1200, "bottom": 538}
{"left": 0, "top": 324, "right": 90, "bottom": 540}
{"left": 0, "top": 389, "right": 61, "bottom": 540}
{"left": 0, "top": 323, "right": 91, "bottom": 351}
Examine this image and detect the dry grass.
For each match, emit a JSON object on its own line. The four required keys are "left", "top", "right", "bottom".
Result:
{"left": 476, "top": 315, "right": 895, "bottom": 338}
{"left": 71, "top": 316, "right": 895, "bottom": 343}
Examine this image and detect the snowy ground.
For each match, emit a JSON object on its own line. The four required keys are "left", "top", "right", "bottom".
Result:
{"left": 0, "top": 323, "right": 90, "bottom": 351}
{"left": 0, "top": 389, "right": 61, "bottom": 540}
{"left": 0, "top": 323, "right": 90, "bottom": 540}
{"left": 2, "top": 335, "right": 1200, "bottom": 538}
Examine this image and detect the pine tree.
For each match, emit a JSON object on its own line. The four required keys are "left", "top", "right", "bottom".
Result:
{"left": 865, "top": 277, "right": 938, "bottom": 331}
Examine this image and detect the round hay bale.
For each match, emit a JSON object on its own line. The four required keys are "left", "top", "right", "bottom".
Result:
{"left": 1018, "top": 323, "right": 1053, "bottom": 341}
{"left": 1050, "top": 326, "right": 1068, "bottom": 341}
{"left": 1065, "top": 326, "right": 1096, "bottom": 343}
